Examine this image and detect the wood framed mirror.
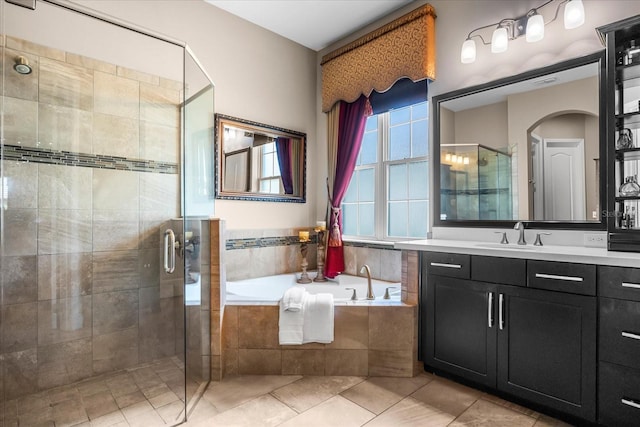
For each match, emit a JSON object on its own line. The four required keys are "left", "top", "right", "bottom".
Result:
{"left": 214, "top": 114, "right": 306, "bottom": 203}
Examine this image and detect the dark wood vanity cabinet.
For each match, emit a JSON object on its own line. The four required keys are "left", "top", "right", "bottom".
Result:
{"left": 597, "top": 266, "right": 640, "bottom": 426}
{"left": 421, "top": 252, "right": 597, "bottom": 422}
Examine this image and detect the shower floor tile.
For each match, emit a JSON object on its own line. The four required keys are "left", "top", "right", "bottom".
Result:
{"left": 3, "top": 356, "right": 197, "bottom": 427}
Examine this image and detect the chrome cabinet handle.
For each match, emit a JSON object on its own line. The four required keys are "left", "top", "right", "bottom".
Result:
{"left": 622, "top": 331, "right": 640, "bottom": 340}
{"left": 430, "top": 262, "right": 461, "bottom": 269}
{"left": 498, "top": 293, "right": 505, "bottom": 330}
{"left": 487, "top": 292, "right": 494, "bottom": 328}
{"left": 535, "top": 273, "right": 584, "bottom": 282}
{"left": 622, "top": 282, "right": 640, "bottom": 289}
{"left": 164, "top": 229, "right": 176, "bottom": 274}
{"left": 621, "top": 398, "right": 640, "bottom": 410}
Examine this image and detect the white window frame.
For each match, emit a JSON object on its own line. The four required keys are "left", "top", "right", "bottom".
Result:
{"left": 343, "top": 104, "right": 429, "bottom": 242}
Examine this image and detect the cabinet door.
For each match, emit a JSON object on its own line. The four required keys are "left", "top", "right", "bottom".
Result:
{"left": 424, "top": 275, "right": 497, "bottom": 387}
{"left": 496, "top": 286, "right": 596, "bottom": 421}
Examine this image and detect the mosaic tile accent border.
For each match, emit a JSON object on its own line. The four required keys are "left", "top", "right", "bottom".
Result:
{"left": 226, "top": 235, "right": 318, "bottom": 250}
{"left": 2, "top": 144, "right": 178, "bottom": 174}
{"left": 225, "top": 235, "right": 400, "bottom": 251}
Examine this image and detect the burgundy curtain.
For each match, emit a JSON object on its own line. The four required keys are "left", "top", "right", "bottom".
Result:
{"left": 275, "top": 137, "right": 293, "bottom": 194}
{"left": 325, "top": 95, "right": 372, "bottom": 278}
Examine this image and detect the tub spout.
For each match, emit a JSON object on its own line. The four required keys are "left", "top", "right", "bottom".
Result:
{"left": 359, "top": 265, "right": 374, "bottom": 300}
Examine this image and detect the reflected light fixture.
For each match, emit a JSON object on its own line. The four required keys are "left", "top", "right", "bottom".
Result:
{"left": 460, "top": 0, "right": 585, "bottom": 64}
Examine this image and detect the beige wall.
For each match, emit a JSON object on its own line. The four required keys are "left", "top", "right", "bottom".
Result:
{"left": 12, "top": 0, "right": 640, "bottom": 231}
{"left": 62, "top": 0, "right": 319, "bottom": 230}
{"left": 454, "top": 101, "right": 509, "bottom": 150}
{"left": 508, "top": 76, "right": 599, "bottom": 218}
{"left": 317, "top": 0, "right": 640, "bottom": 228}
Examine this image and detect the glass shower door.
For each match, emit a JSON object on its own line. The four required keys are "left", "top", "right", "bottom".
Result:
{"left": 0, "top": 0, "right": 205, "bottom": 425}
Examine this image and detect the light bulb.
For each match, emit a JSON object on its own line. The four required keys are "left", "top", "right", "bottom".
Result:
{"left": 445, "top": 153, "right": 452, "bottom": 162}
{"left": 526, "top": 13, "right": 545, "bottom": 43}
{"left": 564, "top": 0, "right": 585, "bottom": 29}
{"left": 451, "top": 155, "right": 458, "bottom": 163}
{"left": 491, "top": 27, "right": 509, "bottom": 53}
{"left": 461, "top": 39, "right": 476, "bottom": 64}
{"left": 463, "top": 157, "right": 470, "bottom": 165}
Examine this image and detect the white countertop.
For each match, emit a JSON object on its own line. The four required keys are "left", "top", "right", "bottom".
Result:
{"left": 394, "top": 239, "right": 640, "bottom": 268}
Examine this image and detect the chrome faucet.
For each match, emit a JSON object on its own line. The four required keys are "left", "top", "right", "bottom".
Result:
{"left": 360, "top": 264, "right": 374, "bottom": 300}
{"left": 514, "top": 222, "right": 526, "bottom": 245}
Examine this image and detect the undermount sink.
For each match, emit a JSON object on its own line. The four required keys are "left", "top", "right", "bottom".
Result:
{"left": 475, "top": 243, "right": 541, "bottom": 250}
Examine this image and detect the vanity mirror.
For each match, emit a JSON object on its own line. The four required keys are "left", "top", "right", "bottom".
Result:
{"left": 214, "top": 114, "right": 306, "bottom": 202}
{"left": 434, "top": 51, "right": 606, "bottom": 228}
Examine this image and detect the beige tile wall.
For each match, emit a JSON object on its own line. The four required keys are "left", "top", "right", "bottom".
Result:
{"left": 1, "top": 36, "right": 183, "bottom": 399}
{"left": 220, "top": 304, "right": 419, "bottom": 378}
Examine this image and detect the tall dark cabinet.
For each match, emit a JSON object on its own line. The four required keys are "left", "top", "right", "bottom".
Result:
{"left": 599, "top": 16, "right": 640, "bottom": 251}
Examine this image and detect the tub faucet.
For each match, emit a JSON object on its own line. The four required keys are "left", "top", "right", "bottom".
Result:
{"left": 514, "top": 222, "right": 526, "bottom": 245}
{"left": 360, "top": 264, "right": 374, "bottom": 300}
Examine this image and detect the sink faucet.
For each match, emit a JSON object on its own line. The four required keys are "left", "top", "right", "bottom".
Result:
{"left": 360, "top": 264, "right": 374, "bottom": 300}
{"left": 514, "top": 222, "right": 526, "bottom": 245}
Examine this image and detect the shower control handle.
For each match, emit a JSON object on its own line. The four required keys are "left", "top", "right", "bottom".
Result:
{"left": 164, "top": 229, "right": 177, "bottom": 273}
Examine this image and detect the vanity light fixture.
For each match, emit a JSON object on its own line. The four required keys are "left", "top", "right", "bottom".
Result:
{"left": 460, "top": 0, "right": 585, "bottom": 64}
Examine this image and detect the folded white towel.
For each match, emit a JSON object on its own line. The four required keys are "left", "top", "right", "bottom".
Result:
{"left": 279, "top": 290, "right": 307, "bottom": 345}
{"left": 282, "top": 286, "right": 306, "bottom": 312}
{"left": 302, "top": 293, "right": 334, "bottom": 344}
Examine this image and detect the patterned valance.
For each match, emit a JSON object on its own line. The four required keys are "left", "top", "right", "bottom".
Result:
{"left": 321, "top": 4, "right": 436, "bottom": 112}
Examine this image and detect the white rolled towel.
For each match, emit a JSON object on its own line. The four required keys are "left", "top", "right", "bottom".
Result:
{"left": 282, "top": 286, "right": 306, "bottom": 312}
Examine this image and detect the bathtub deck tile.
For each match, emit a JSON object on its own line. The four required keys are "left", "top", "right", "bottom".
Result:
{"left": 237, "top": 306, "right": 279, "bottom": 349}
{"left": 238, "top": 349, "right": 282, "bottom": 375}
{"left": 324, "top": 349, "right": 368, "bottom": 377}
{"left": 281, "top": 349, "right": 325, "bottom": 376}
{"left": 327, "top": 306, "right": 368, "bottom": 350}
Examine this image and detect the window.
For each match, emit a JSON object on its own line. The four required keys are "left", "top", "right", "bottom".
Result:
{"left": 342, "top": 101, "right": 429, "bottom": 240}
{"left": 258, "top": 141, "right": 281, "bottom": 194}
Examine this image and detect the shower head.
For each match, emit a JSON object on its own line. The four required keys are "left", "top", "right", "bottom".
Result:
{"left": 14, "top": 56, "right": 32, "bottom": 75}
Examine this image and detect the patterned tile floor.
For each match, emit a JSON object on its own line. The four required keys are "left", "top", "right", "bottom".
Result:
{"left": 185, "top": 372, "right": 574, "bottom": 427}
{"left": 2, "top": 357, "right": 203, "bottom": 427}
{"left": 2, "top": 368, "right": 574, "bottom": 426}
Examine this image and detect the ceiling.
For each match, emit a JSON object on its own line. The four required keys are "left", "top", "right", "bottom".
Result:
{"left": 204, "top": 0, "right": 414, "bottom": 51}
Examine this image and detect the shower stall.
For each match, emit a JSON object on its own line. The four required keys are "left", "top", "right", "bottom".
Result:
{"left": 0, "top": 0, "right": 214, "bottom": 425}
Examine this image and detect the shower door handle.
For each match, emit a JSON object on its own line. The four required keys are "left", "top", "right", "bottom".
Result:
{"left": 164, "top": 229, "right": 176, "bottom": 273}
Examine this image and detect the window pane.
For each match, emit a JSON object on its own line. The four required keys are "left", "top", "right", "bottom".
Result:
{"left": 412, "top": 102, "right": 428, "bottom": 120}
{"left": 411, "top": 119, "right": 428, "bottom": 157}
{"left": 408, "top": 161, "right": 428, "bottom": 200}
{"left": 260, "top": 180, "right": 269, "bottom": 193}
{"left": 360, "top": 132, "right": 378, "bottom": 165}
{"left": 388, "top": 164, "right": 407, "bottom": 201}
{"left": 343, "top": 174, "right": 357, "bottom": 203}
{"left": 390, "top": 106, "right": 410, "bottom": 126}
{"left": 262, "top": 152, "right": 274, "bottom": 177}
{"left": 365, "top": 115, "right": 378, "bottom": 132}
{"left": 389, "top": 124, "right": 410, "bottom": 160}
{"left": 342, "top": 204, "right": 357, "bottom": 235}
{"left": 358, "top": 168, "right": 375, "bottom": 202}
{"left": 359, "top": 203, "right": 375, "bottom": 236}
{"left": 409, "top": 201, "right": 428, "bottom": 237}
{"left": 388, "top": 201, "right": 408, "bottom": 237}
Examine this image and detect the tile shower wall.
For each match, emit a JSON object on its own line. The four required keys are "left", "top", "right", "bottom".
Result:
{"left": 0, "top": 36, "right": 182, "bottom": 399}
{"left": 225, "top": 229, "right": 402, "bottom": 283}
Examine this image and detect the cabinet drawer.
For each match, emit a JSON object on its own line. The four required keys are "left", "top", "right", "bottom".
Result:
{"left": 422, "top": 252, "right": 470, "bottom": 279}
{"left": 599, "top": 297, "right": 640, "bottom": 369}
{"left": 599, "top": 361, "right": 640, "bottom": 427}
{"left": 472, "top": 256, "right": 525, "bottom": 287}
{"left": 598, "top": 266, "right": 640, "bottom": 302}
{"left": 527, "top": 260, "right": 596, "bottom": 295}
